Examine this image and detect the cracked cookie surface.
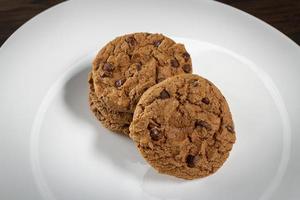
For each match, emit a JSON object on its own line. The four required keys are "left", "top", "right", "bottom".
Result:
{"left": 90, "top": 33, "right": 192, "bottom": 135}
{"left": 129, "top": 74, "right": 236, "bottom": 179}
{"left": 92, "top": 33, "right": 192, "bottom": 112}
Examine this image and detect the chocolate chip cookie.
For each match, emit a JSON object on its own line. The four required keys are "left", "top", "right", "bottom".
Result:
{"left": 129, "top": 74, "right": 236, "bottom": 179}
{"left": 89, "top": 33, "right": 192, "bottom": 135}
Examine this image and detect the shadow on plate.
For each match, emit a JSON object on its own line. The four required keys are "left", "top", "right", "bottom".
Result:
{"left": 63, "top": 65, "right": 147, "bottom": 178}
{"left": 143, "top": 167, "right": 184, "bottom": 183}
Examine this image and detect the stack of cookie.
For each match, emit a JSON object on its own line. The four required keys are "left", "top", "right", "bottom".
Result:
{"left": 89, "top": 33, "right": 236, "bottom": 180}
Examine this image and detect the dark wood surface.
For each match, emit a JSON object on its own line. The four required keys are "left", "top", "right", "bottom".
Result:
{"left": 219, "top": 0, "right": 300, "bottom": 44}
{"left": 0, "top": 0, "right": 299, "bottom": 46}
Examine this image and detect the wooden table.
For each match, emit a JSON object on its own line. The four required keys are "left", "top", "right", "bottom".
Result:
{"left": 0, "top": 0, "right": 299, "bottom": 46}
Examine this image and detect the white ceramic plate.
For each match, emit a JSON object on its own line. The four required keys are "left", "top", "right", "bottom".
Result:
{"left": 1, "top": 0, "right": 299, "bottom": 199}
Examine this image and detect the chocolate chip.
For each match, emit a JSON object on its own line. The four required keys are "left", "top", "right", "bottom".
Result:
{"left": 88, "top": 76, "right": 93, "bottom": 84}
{"left": 149, "top": 127, "right": 161, "bottom": 141}
{"left": 136, "top": 63, "right": 142, "bottom": 71}
{"left": 195, "top": 120, "right": 212, "bottom": 130}
{"left": 89, "top": 83, "right": 95, "bottom": 91}
{"left": 226, "top": 125, "right": 234, "bottom": 133}
{"left": 170, "top": 59, "right": 179, "bottom": 68}
{"left": 115, "top": 79, "right": 124, "bottom": 87}
{"left": 201, "top": 97, "right": 210, "bottom": 104}
{"left": 103, "top": 63, "right": 113, "bottom": 72}
{"left": 182, "top": 52, "right": 190, "bottom": 61}
{"left": 126, "top": 36, "right": 136, "bottom": 46}
{"left": 186, "top": 155, "right": 196, "bottom": 168}
{"left": 160, "top": 89, "right": 170, "bottom": 99}
{"left": 187, "top": 135, "right": 192, "bottom": 143}
{"left": 123, "top": 124, "right": 130, "bottom": 128}
{"left": 153, "top": 40, "right": 161, "bottom": 47}
{"left": 183, "top": 64, "right": 191, "bottom": 73}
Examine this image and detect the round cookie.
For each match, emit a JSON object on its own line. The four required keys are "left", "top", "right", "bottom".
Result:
{"left": 129, "top": 74, "right": 236, "bottom": 180}
{"left": 91, "top": 32, "right": 192, "bottom": 113}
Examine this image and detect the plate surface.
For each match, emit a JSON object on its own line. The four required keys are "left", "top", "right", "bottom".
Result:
{"left": 0, "top": 0, "right": 299, "bottom": 200}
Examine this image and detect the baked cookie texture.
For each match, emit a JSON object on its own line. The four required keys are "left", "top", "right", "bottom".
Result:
{"left": 129, "top": 74, "right": 236, "bottom": 179}
{"left": 89, "top": 74, "right": 132, "bottom": 134}
{"left": 89, "top": 91, "right": 133, "bottom": 135}
{"left": 89, "top": 33, "right": 192, "bottom": 135}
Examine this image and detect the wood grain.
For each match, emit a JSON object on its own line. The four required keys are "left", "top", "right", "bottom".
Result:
{"left": 0, "top": 0, "right": 64, "bottom": 45}
{"left": 0, "top": 0, "right": 299, "bottom": 46}
{"left": 218, "top": 0, "right": 300, "bottom": 44}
